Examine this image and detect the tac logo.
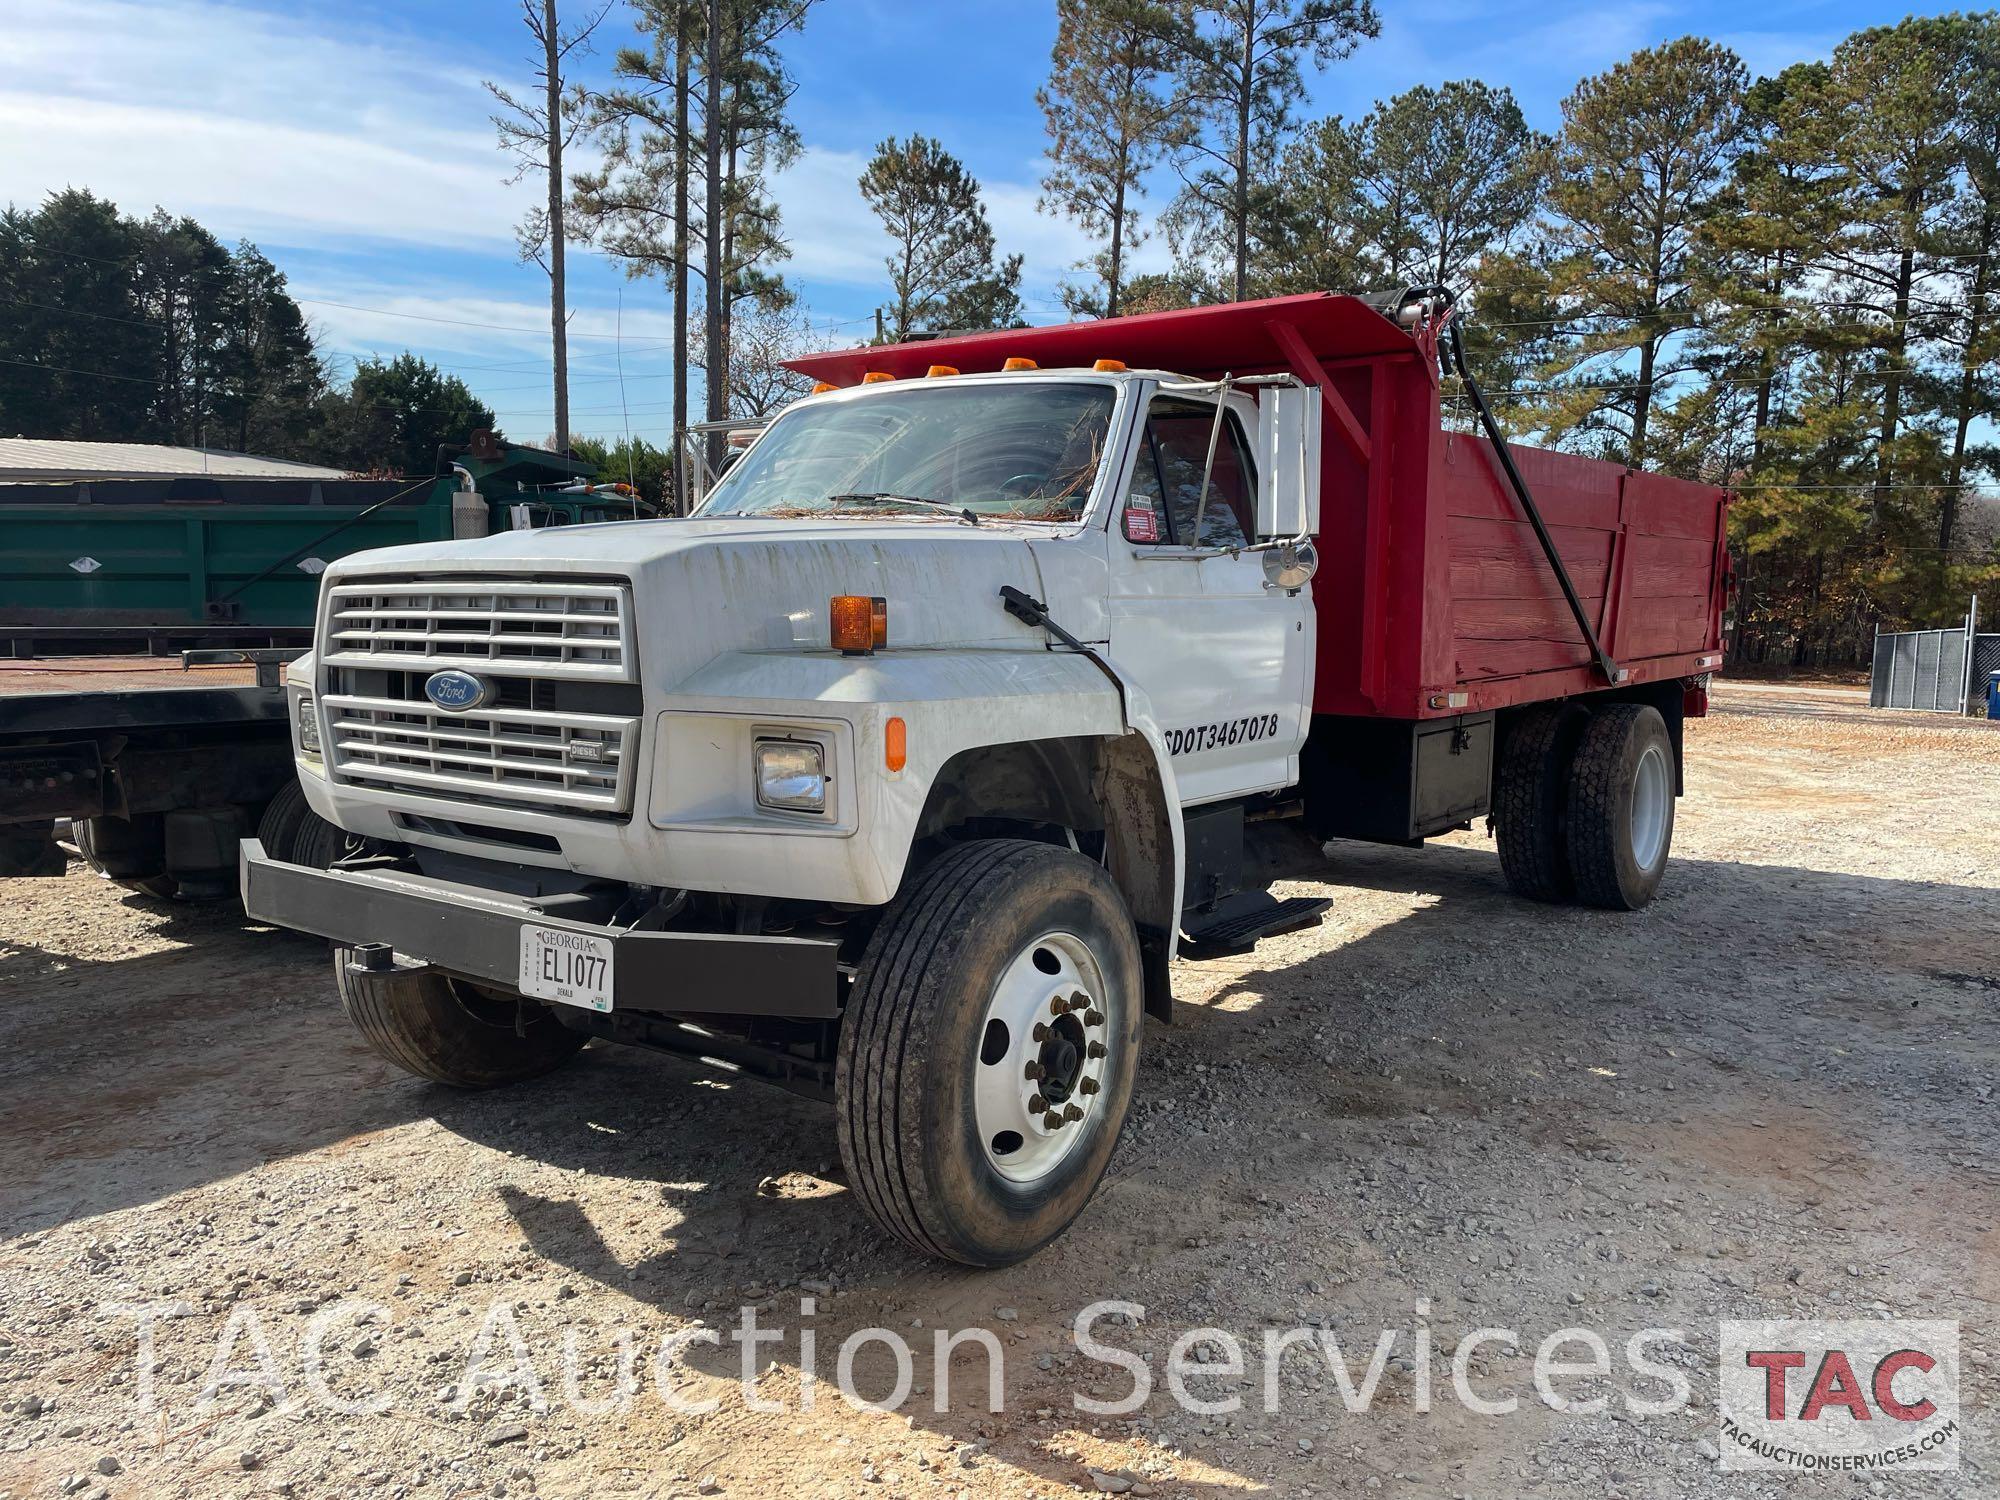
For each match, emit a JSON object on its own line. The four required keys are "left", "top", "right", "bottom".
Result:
{"left": 1719, "top": 1320, "right": 1960, "bottom": 1472}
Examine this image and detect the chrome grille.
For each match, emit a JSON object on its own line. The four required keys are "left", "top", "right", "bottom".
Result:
{"left": 324, "top": 579, "right": 630, "bottom": 679}
{"left": 320, "top": 575, "right": 638, "bottom": 816}
{"left": 324, "top": 695, "right": 633, "bottom": 812}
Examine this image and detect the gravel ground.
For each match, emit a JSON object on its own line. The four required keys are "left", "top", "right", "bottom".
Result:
{"left": 1, "top": 680, "right": 1995, "bottom": 1499}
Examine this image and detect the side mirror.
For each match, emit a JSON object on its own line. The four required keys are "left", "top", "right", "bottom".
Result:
{"left": 1262, "top": 538, "right": 1319, "bottom": 590}
{"left": 1256, "top": 383, "right": 1321, "bottom": 539}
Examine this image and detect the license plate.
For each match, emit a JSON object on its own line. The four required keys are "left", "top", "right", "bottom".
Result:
{"left": 518, "top": 925, "right": 614, "bottom": 1012}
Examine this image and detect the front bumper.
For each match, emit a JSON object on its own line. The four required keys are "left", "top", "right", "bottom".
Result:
{"left": 239, "top": 839, "right": 842, "bottom": 1019}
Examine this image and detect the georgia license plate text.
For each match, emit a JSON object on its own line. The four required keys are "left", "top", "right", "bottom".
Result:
{"left": 518, "top": 925, "right": 614, "bottom": 1012}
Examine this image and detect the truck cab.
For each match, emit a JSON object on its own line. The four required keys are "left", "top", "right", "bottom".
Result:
{"left": 244, "top": 291, "right": 1729, "bottom": 1267}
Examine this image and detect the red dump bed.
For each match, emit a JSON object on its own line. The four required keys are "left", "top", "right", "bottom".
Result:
{"left": 788, "top": 293, "right": 1731, "bottom": 722}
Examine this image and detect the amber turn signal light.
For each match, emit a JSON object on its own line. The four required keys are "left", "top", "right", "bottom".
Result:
{"left": 884, "top": 716, "right": 908, "bottom": 772}
{"left": 831, "top": 595, "right": 888, "bottom": 654}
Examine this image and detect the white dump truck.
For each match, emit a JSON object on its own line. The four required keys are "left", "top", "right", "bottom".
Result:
{"left": 243, "top": 291, "right": 1729, "bottom": 1266}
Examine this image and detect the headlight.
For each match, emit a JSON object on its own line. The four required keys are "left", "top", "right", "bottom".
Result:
{"left": 296, "top": 694, "right": 322, "bottom": 758}
{"left": 754, "top": 739, "right": 825, "bottom": 813}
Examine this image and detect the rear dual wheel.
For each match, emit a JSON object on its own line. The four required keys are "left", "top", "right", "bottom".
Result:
{"left": 837, "top": 839, "right": 1143, "bottom": 1267}
{"left": 1495, "top": 702, "right": 1675, "bottom": 911}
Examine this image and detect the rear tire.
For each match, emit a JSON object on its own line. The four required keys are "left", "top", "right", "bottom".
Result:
{"left": 1565, "top": 704, "right": 1676, "bottom": 911}
{"left": 74, "top": 814, "right": 183, "bottom": 902}
{"left": 1493, "top": 704, "right": 1583, "bottom": 902}
{"left": 837, "top": 839, "right": 1143, "bottom": 1267}
{"left": 335, "top": 959, "right": 587, "bottom": 1088}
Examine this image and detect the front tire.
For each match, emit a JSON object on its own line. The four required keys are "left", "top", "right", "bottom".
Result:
{"left": 1565, "top": 704, "right": 1676, "bottom": 910}
{"left": 335, "top": 958, "right": 587, "bottom": 1088}
{"left": 837, "top": 839, "right": 1143, "bottom": 1267}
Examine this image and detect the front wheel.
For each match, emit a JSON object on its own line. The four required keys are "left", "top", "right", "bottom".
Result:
{"left": 837, "top": 839, "right": 1143, "bottom": 1267}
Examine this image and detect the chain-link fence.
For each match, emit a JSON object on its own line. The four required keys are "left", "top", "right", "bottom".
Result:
{"left": 1869, "top": 613, "right": 1989, "bottom": 714}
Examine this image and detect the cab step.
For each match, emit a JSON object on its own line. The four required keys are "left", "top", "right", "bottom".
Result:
{"left": 1179, "top": 892, "right": 1331, "bottom": 956}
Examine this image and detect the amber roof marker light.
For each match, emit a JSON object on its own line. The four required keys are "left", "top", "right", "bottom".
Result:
{"left": 1093, "top": 358, "right": 1127, "bottom": 372}
{"left": 831, "top": 595, "right": 888, "bottom": 655}
{"left": 1002, "top": 357, "right": 1038, "bottom": 371}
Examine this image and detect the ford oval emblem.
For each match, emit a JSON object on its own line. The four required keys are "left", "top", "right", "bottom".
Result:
{"left": 424, "top": 669, "right": 494, "bottom": 712}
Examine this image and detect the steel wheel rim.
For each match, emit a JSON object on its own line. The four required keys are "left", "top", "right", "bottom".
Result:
{"left": 973, "top": 930, "right": 1113, "bottom": 1184}
{"left": 1630, "top": 743, "right": 1670, "bottom": 871}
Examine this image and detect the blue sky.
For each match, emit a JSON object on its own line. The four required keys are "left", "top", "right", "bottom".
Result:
{"left": 0, "top": 0, "right": 1901, "bottom": 447}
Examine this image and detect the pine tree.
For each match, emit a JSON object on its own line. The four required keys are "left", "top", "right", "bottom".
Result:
{"left": 319, "top": 355, "right": 499, "bottom": 476}
{"left": 133, "top": 212, "right": 232, "bottom": 447}
{"left": 1, "top": 190, "right": 154, "bottom": 440}
{"left": 1933, "top": 13, "right": 1999, "bottom": 556}
{"left": 212, "top": 245, "right": 323, "bottom": 455}
{"left": 571, "top": 0, "right": 700, "bottom": 502}
{"left": 574, "top": 0, "right": 809, "bottom": 499}
{"left": 1162, "top": 0, "right": 1378, "bottom": 301}
{"left": 1540, "top": 37, "right": 1746, "bottom": 466}
{"left": 1677, "top": 64, "right": 1847, "bottom": 477}
{"left": 1809, "top": 16, "right": 1973, "bottom": 526}
{"left": 1037, "top": 0, "right": 1181, "bottom": 318}
{"left": 860, "top": 136, "right": 1022, "bottom": 339}
{"left": 486, "top": 0, "right": 607, "bottom": 453}
{"left": 1271, "top": 80, "right": 1545, "bottom": 296}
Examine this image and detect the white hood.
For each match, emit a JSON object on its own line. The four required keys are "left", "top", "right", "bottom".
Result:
{"left": 320, "top": 515, "right": 1062, "bottom": 690}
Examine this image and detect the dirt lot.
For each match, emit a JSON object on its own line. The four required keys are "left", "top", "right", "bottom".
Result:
{"left": 2, "top": 681, "right": 1996, "bottom": 1499}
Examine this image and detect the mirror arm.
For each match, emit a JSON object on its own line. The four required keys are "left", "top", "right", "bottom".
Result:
{"left": 1189, "top": 373, "right": 1234, "bottom": 549}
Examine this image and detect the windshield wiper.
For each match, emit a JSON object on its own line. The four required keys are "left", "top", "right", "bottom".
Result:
{"left": 825, "top": 492, "right": 979, "bottom": 526}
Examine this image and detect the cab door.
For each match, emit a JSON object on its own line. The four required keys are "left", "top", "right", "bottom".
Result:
{"left": 1106, "top": 385, "right": 1313, "bottom": 806}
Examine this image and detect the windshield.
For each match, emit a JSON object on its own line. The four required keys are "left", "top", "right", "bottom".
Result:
{"left": 697, "top": 381, "right": 1118, "bottom": 523}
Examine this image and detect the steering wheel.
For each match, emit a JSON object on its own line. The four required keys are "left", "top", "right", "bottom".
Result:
{"left": 997, "top": 473, "right": 1044, "bottom": 497}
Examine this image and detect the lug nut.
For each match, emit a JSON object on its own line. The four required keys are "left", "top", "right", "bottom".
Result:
{"left": 1028, "top": 1092, "right": 1046, "bottom": 1112}
{"left": 1079, "top": 1077, "right": 1100, "bottom": 1095}
{"left": 1084, "top": 1008, "right": 1105, "bottom": 1026}
{"left": 1024, "top": 1060, "right": 1045, "bottom": 1081}
{"left": 1064, "top": 1103, "right": 1083, "bottom": 1122}
{"left": 1086, "top": 1041, "right": 1107, "bottom": 1059}
{"left": 1032, "top": 1022, "right": 1050, "bottom": 1042}
{"left": 1043, "top": 1108, "right": 1065, "bottom": 1128}
{"left": 1050, "top": 995, "right": 1070, "bottom": 1014}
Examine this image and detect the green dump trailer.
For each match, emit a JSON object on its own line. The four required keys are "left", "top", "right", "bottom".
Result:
{"left": 0, "top": 438, "right": 652, "bottom": 895}
{"left": 1, "top": 437, "right": 642, "bottom": 652}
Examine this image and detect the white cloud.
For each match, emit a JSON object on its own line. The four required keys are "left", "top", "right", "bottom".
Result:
{"left": 0, "top": 0, "right": 1087, "bottom": 322}
{"left": 0, "top": 0, "right": 524, "bottom": 247}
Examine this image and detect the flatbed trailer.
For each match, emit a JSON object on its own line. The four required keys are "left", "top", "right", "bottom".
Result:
{"left": 1, "top": 440, "right": 649, "bottom": 892}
